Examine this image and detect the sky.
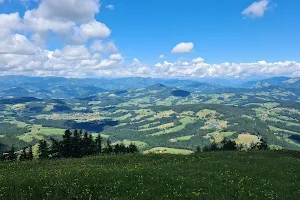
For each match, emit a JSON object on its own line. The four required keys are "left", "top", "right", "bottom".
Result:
{"left": 0, "top": 0, "right": 299, "bottom": 79}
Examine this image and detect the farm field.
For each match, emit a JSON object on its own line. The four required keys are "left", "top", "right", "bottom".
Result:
{"left": 144, "top": 147, "right": 193, "bottom": 155}
{"left": 2, "top": 79, "right": 300, "bottom": 153}
{"left": 0, "top": 151, "right": 300, "bottom": 200}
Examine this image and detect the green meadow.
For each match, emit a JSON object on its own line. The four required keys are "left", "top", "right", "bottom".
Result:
{"left": 0, "top": 151, "right": 299, "bottom": 200}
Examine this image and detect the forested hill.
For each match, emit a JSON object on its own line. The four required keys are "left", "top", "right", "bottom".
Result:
{"left": 1, "top": 77, "right": 300, "bottom": 154}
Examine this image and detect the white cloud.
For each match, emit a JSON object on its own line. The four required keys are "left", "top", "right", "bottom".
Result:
{"left": 242, "top": 0, "right": 270, "bottom": 18}
{"left": 192, "top": 57, "right": 205, "bottom": 63}
{"left": 159, "top": 54, "right": 165, "bottom": 59}
{"left": 2, "top": 49, "right": 300, "bottom": 78}
{"left": 131, "top": 58, "right": 141, "bottom": 67}
{"left": 155, "top": 61, "right": 173, "bottom": 68}
{"left": 90, "top": 40, "right": 118, "bottom": 54}
{"left": 0, "top": 13, "right": 23, "bottom": 38}
{"left": 53, "top": 45, "right": 91, "bottom": 60}
{"left": 73, "top": 20, "right": 111, "bottom": 42}
{"left": 150, "top": 60, "right": 300, "bottom": 78}
{"left": 23, "top": 0, "right": 110, "bottom": 44}
{"left": 24, "top": 11, "right": 75, "bottom": 35}
{"left": 0, "top": 0, "right": 295, "bottom": 79}
{"left": 0, "top": 0, "right": 122, "bottom": 77}
{"left": 106, "top": 5, "right": 115, "bottom": 10}
{"left": 29, "top": 0, "right": 100, "bottom": 24}
{"left": 0, "top": 34, "right": 39, "bottom": 55}
{"left": 109, "top": 53, "right": 123, "bottom": 61}
{"left": 171, "top": 42, "right": 194, "bottom": 54}
{"left": 0, "top": 44, "right": 124, "bottom": 77}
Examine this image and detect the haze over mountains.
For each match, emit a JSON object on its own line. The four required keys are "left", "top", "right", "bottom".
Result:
{"left": 1, "top": 76, "right": 300, "bottom": 99}
{"left": 2, "top": 74, "right": 300, "bottom": 152}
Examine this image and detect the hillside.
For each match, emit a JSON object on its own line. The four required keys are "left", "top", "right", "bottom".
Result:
{"left": 0, "top": 151, "right": 299, "bottom": 200}
{"left": 0, "top": 76, "right": 217, "bottom": 98}
{"left": 2, "top": 82, "right": 300, "bottom": 153}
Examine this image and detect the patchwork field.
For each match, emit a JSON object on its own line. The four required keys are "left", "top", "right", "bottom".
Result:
{"left": 235, "top": 134, "right": 260, "bottom": 147}
{"left": 144, "top": 147, "right": 193, "bottom": 155}
{"left": 1, "top": 83, "right": 300, "bottom": 153}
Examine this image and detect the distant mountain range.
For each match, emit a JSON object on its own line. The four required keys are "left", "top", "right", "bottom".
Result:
{"left": 0, "top": 76, "right": 218, "bottom": 99}
{"left": 240, "top": 77, "right": 300, "bottom": 89}
{"left": 1, "top": 75, "right": 300, "bottom": 99}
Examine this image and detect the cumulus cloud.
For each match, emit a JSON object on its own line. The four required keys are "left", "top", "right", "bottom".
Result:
{"left": 90, "top": 40, "right": 118, "bottom": 54}
{"left": 192, "top": 57, "right": 205, "bottom": 63}
{"left": 109, "top": 53, "right": 123, "bottom": 61}
{"left": 53, "top": 45, "right": 91, "bottom": 61}
{"left": 150, "top": 60, "right": 300, "bottom": 78}
{"left": 0, "top": 0, "right": 297, "bottom": 79}
{"left": 242, "top": 0, "right": 270, "bottom": 18}
{"left": 131, "top": 58, "right": 142, "bottom": 67}
{"left": 0, "top": 13, "right": 23, "bottom": 38}
{"left": 159, "top": 54, "right": 165, "bottom": 59}
{"left": 24, "top": 11, "right": 75, "bottom": 35}
{"left": 2, "top": 48, "right": 300, "bottom": 78}
{"left": 171, "top": 42, "right": 194, "bottom": 54}
{"left": 0, "top": 44, "right": 124, "bottom": 77}
{"left": 23, "top": 0, "right": 110, "bottom": 43}
{"left": 0, "top": 34, "right": 39, "bottom": 55}
{"left": 0, "top": 0, "right": 124, "bottom": 77}
{"left": 29, "top": 0, "right": 100, "bottom": 24}
{"left": 73, "top": 20, "right": 111, "bottom": 42}
{"left": 106, "top": 5, "right": 115, "bottom": 10}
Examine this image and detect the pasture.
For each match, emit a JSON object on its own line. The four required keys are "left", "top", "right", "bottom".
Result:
{"left": 0, "top": 151, "right": 299, "bottom": 200}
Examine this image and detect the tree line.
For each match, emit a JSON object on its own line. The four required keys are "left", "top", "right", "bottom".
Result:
{"left": 196, "top": 137, "right": 268, "bottom": 153}
{"left": 1, "top": 129, "right": 139, "bottom": 162}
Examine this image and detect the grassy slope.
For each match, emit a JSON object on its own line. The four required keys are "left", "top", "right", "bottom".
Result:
{"left": 0, "top": 151, "right": 300, "bottom": 200}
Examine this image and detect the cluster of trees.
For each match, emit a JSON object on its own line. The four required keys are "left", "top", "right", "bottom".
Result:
{"left": 33, "top": 119, "right": 118, "bottom": 132}
{"left": 196, "top": 137, "right": 268, "bottom": 153}
{"left": 1, "top": 145, "right": 33, "bottom": 162}
{"left": 19, "top": 146, "right": 34, "bottom": 161}
{"left": 1, "top": 129, "right": 139, "bottom": 162}
{"left": 38, "top": 130, "right": 138, "bottom": 159}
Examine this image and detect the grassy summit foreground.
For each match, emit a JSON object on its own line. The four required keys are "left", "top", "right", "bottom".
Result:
{"left": 0, "top": 151, "right": 300, "bottom": 200}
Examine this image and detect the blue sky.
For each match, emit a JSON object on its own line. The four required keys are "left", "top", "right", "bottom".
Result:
{"left": 0, "top": 0, "right": 300, "bottom": 78}
{"left": 98, "top": 0, "right": 299, "bottom": 64}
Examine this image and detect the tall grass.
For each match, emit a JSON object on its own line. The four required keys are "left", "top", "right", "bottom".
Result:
{"left": 0, "top": 151, "right": 299, "bottom": 199}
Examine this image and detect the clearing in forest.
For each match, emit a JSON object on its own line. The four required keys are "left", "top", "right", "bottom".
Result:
{"left": 144, "top": 147, "right": 193, "bottom": 155}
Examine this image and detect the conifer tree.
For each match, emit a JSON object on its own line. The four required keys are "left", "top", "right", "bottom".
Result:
{"left": 82, "top": 131, "right": 90, "bottom": 156}
{"left": 50, "top": 137, "right": 61, "bottom": 159}
{"left": 88, "top": 134, "right": 95, "bottom": 155}
{"left": 258, "top": 138, "right": 268, "bottom": 150}
{"left": 104, "top": 139, "right": 113, "bottom": 154}
{"left": 210, "top": 142, "right": 219, "bottom": 151}
{"left": 119, "top": 143, "right": 126, "bottom": 154}
{"left": 38, "top": 140, "right": 49, "bottom": 159}
{"left": 72, "top": 129, "right": 82, "bottom": 158}
{"left": 8, "top": 146, "right": 17, "bottom": 161}
{"left": 114, "top": 143, "right": 121, "bottom": 154}
{"left": 62, "top": 130, "right": 72, "bottom": 158}
{"left": 196, "top": 146, "right": 201, "bottom": 153}
{"left": 27, "top": 146, "right": 33, "bottom": 161}
{"left": 19, "top": 148, "right": 27, "bottom": 161}
{"left": 128, "top": 143, "right": 138, "bottom": 153}
{"left": 95, "top": 134, "right": 102, "bottom": 154}
{"left": 202, "top": 145, "right": 211, "bottom": 152}
{"left": 221, "top": 138, "right": 237, "bottom": 151}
